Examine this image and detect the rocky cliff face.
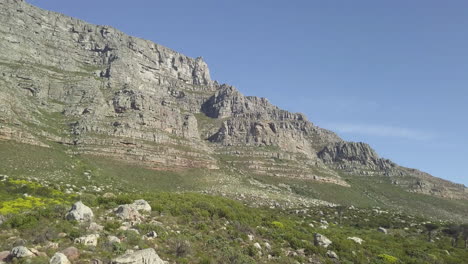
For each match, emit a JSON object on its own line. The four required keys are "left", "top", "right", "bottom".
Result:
{"left": 0, "top": 0, "right": 466, "bottom": 200}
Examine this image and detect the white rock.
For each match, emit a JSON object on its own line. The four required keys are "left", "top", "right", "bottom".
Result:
{"left": 131, "top": 200, "right": 152, "bottom": 212}
{"left": 115, "top": 205, "right": 141, "bottom": 221}
{"left": 10, "top": 246, "right": 34, "bottom": 258}
{"left": 65, "top": 202, "right": 94, "bottom": 222}
{"left": 49, "top": 252, "right": 71, "bottom": 264}
{"left": 108, "top": 236, "right": 121, "bottom": 244}
{"left": 378, "top": 227, "right": 388, "bottom": 234}
{"left": 327, "top": 250, "right": 339, "bottom": 259}
{"left": 253, "top": 243, "right": 262, "bottom": 250}
{"left": 314, "top": 233, "right": 332, "bottom": 248}
{"left": 74, "top": 234, "right": 100, "bottom": 246}
{"left": 112, "top": 248, "right": 165, "bottom": 264}
{"left": 347, "top": 237, "right": 364, "bottom": 244}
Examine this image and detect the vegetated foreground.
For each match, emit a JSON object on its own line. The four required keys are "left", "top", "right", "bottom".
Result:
{"left": 0, "top": 176, "right": 467, "bottom": 264}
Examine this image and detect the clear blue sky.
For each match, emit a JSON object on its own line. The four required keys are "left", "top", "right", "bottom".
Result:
{"left": 28, "top": 0, "right": 468, "bottom": 186}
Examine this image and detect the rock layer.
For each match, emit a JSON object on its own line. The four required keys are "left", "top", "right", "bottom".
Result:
{"left": 0, "top": 0, "right": 466, "bottom": 200}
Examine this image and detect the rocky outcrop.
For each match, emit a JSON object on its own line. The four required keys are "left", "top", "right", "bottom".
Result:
{"left": 115, "top": 205, "right": 142, "bottom": 221}
{"left": 112, "top": 248, "right": 165, "bottom": 264}
{"left": 65, "top": 202, "right": 94, "bottom": 222}
{"left": 318, "top": 142, "right": 398, "bottom": 175}
{"left": 0, "top": 0, "right": 466, "bottom": 202}
{"left": 314, "top": 233, "right": 332, "bottom": 248}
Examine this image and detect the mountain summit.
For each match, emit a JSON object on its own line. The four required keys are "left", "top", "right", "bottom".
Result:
{"left": 0, "top": 0, "right": 467, "bottom": 220}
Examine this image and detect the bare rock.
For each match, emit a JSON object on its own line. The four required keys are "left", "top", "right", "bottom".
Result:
{"left": 115, "top": 205, "right": 142, "bottom": 221}
{"left": 65, "top": 202, "right": 94, "bottom": 222}
{"left": 74, "top": 234, "right": 100, "bottom": 247}
{"left": 60, "top": 247, "right": 79, "bottom": 261}
{"left": 49, "top": 252, "right": 71, "bottom": 264}
{"left": 131, "top": 200, "right": 152, "bottom": 212}
{"left": 313, "top": 233, "right": 332, "bottom": 248}
{"left": 378, "top": 227, "right": 388, "bottom": 234}
{"left": 327, "top": 250, "right": 339, "bottom": 259}
{"left": 347, "top": 236, "right": 364, "bottom": 244}
{"left": 10, "top": 246, "right": 34, "bottom": 258}
{"left": 112, "top": 248, "right": 165, "bottom": 264}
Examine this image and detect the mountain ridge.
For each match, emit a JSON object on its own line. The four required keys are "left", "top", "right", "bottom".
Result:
{"left": 0, "top": 0, "right": 467, "bottom": 218}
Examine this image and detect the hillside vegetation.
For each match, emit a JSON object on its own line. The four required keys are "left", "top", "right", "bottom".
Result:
{"left": 0, "top": 176, "right": 467, "bottom": 264}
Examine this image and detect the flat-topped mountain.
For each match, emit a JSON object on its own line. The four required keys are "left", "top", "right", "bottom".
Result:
{"left": 0, "top": 0, "right": 466, "bottom": 220}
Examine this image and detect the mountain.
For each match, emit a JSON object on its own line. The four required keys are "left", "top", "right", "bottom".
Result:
{"left": 0, "top": 0, "right": 467, "bottom": 221}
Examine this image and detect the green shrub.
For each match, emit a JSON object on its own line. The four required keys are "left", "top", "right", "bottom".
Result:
{"left": 271, "top": 221, "right": 285, "bottom": 229}
{"left": 378, "top": 254, "right": 399, "bottom": 263}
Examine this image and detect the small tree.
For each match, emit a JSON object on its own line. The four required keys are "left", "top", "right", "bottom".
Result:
{"left": 424, "top": 223, "right": 439, "bottom": 242}
{"left": 443, "top": 224, "right": 461, "bottom": 247}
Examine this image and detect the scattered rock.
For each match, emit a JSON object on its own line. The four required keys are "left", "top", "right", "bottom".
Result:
{"left": 347, "top": 236, "right": 364, "bottom": 244}
{"left": 253, "top": 243, "right": 262, "bottom": 250}
{"left": 10, "top": 246, "right": 34, "bottom": 258}
{"left": 44, "top": 242, "right": 59, "bottom": 250}
{"left": 112, "top": 248, "right": 165, "bottom": 264}
{"left": 131, "top": 200, "right": 152, "bottom": 212}
{"left": 327, "top": 250, "right": 339, "bottom": 259}
{"left": 378, "top": 227, "right": 388, "bottom": 234}
{"left": 74, "top": 234, "right": 100, "bottom": 247}
{"left": 145, "top": 231, "right": 157, "bottom": 240}
{"left": 115, "top": 205, "right": 141, "bottom": 221}
{"left": 89, "top": 222, "right": 104, "bottom": 232}
{"left": 65, "top": 201, "right": 94, "bottom": 222}
{"left": 314, "top": 233, "right": 332, "bottom": 248}
{"left": 60, "top": 247, "right": 79, "bottom": 261}
{"left": 108, "top": 236, "right": 121, "bottom": 244}
{"left": 49, "top": 252, "right": 71, "bottom": 264}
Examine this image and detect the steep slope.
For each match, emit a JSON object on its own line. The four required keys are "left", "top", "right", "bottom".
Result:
{"left": 0, "top": 0, "right": 466, "bottom": 216}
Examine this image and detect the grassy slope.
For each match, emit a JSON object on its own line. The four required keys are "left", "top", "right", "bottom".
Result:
{"left": 0, "top": 178, "right": 467, "bottom": 264}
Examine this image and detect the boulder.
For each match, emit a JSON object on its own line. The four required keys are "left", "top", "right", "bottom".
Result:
{"left": 115, "top": 205, "right": 141, "bottom": 221}
{"left": 313, "top": 233, "right": 332, "bottom": 248}
{"left": 49, "top": 252, "right": 71, "bottom": 264}
{"left": 60, "top": 247, "right": 79, "bottom": 261}
{"left": 74, "top": 234, "right": 100, "bottom": 247}
{"left": 112, "top": 248, "right": 165, "bottom": 264}
{"left": 131, "top": 200, "right": 152, "bottom": 212}
{"left": 10, "top": 246, "right": 34, "bottom": 258}
{"left": 65, "top": 202, "right": 94, "bottom": 222}
{"left": 253, "top": 243, "right": 262, "bottom": 250}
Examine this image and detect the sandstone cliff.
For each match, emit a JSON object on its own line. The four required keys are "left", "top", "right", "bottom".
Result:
{"left": 0, "top": 0, "right": 466, "bottom": 200}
